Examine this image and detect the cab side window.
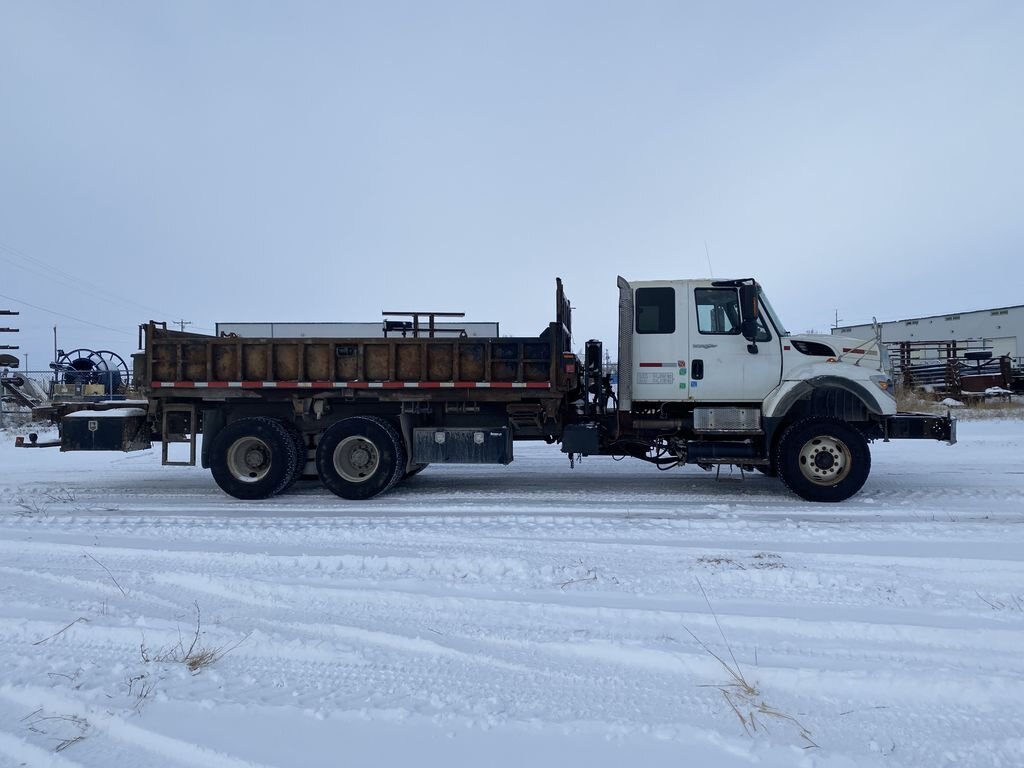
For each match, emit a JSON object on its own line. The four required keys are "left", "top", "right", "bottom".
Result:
{"left": 695, "top": 288, "right": 772, "bottom": 340}
{"left": 635, "top": 287, "right": 675, "bottom": 334}
{"left": 695, "top": 288, "right": 741, "bottom": 334}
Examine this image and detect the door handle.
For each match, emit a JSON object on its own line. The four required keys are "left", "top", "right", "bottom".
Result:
{"left": 692, "top": 359, "right": 704, "bottom": 380}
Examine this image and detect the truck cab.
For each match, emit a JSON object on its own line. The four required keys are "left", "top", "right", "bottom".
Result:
{"left": 620, "top": 277, "right": 894, "bottom": 415}
{"left": 625, "top": 278, "right": 784, "bottom": 404}
{"left": 606, "top": 276, "right": 948, "bottom": 502}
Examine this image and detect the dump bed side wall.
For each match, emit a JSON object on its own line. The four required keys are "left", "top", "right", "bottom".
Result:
{"left": 144, "top": 326, "right": 569, "bottom": 391}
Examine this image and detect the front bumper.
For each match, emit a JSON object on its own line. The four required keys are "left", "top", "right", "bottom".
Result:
{"left": 881, "top": 413, "right": 957, "bottom": 444}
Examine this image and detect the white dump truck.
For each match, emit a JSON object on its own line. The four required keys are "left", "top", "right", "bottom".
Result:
{"left": 27, "top": 276, "right": 954, "bottom": 502}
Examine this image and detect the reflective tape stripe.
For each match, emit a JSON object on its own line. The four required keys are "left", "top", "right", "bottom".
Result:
{"left": 151, "top": 381, "right": 552, "bottom": 390}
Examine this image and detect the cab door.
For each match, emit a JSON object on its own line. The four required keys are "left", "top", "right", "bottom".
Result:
{"left": 687, "top": 286, "right": 782, "bottom": 402}
{"left": 631, "top": 284, "right": 690, "bottom": 402}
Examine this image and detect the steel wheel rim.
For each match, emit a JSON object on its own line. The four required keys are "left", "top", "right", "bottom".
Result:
{"left": 226, "top": 436, "right": 273, "bottom": 483}
{"left": 333, "top": 436, "right": 380, "bottom": 483}
{"left": 797, "top": 434, "right": 850, "bottom": 485}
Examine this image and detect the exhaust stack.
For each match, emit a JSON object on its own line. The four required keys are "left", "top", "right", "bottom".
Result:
{"left": 616, "top": 276, "right": 633, "bottom": 411}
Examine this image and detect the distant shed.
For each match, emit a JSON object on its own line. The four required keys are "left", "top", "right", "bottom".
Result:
{"left": 833, "top": 304, "right": 1024, "bottom": 359}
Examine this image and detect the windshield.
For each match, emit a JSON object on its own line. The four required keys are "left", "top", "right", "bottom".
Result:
{"left": 757, "top": 287, "right": 788, "bottom": 336}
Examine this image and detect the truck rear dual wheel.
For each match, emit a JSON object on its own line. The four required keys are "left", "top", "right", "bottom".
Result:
{"left": 210, "top": 417, "right": 299, "bottom": 500}
{"left": 776, "top": 417, "right": 870, "bottom": 503}
{"left": 282, "top": 423, "right": 310, "bottom": 489}
{"left": 315, "top": 416, "right": 407, "bottom": 500}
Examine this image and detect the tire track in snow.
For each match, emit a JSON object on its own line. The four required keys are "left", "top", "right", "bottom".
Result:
{"left": 2, "top": 534, "right": 1020, "bottom": 670}
{"left": 4, "top": 432, "right": 1024, "bottom": 766}
{"left": 0, "top": 728, "right": 85, "bottom": 768}
{"left": 148, "top": 570, "right": 1024, "bottom": 702}
{"left": 0, "top": 616, "right": 723, "bottom": 740}
{"left": 0, "top": 686, "right": 278, "bottom": 768}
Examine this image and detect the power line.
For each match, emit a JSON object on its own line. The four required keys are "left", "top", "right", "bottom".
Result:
{"left": 0, "top": 240, "right": 216, "bottom": 336}
{"left": 0, "top": 238, "right": 180, "bottom": 319}
{"left": 0, "top": 291, "right": 133, "bottom": 335}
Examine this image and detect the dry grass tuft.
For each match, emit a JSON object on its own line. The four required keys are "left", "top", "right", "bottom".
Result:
{"left": 32, "top": 617, "right": 90, "bottom": 646}
{"left": 751, "top": 552, "right": 786, "bottom": 570}
{"left": 976, "top": 591, "right": 1024, "bottom": 612}
{"left": 697, "top": 553, "right": 786, "bottom": 571}
{"left": 125, "top": 671, "right": 156, "bottom": 709}
{"left": 10, "top": 488, "right": 79, "bottom": 516}
{"left": 141, "top": 602, "right": 246, "bottom": 674}
{"left": 21, "top": 708, "right": 90, "bottom": 753}
{"left": 697, "top": 555, "right": 745, "bottom": 570}
{"left": 557, "top": 558, "right": 601, "bottom": 589}
{"left": 686, "top": 579, "right": 818, "bottom": 750}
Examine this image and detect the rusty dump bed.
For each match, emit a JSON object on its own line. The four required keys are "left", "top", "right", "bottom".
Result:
{"left": 140, "top": 280, "right": 576, "bottom": 400}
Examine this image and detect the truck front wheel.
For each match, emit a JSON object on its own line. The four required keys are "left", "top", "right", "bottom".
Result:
{"left": 210, "top": 417, "right": 299, "bottom": 500}
{"left": 776, "top": 418, "right": 870, "bottom": 502}
{"left": 315, "top": 416, "right": 406, "bottom": 500}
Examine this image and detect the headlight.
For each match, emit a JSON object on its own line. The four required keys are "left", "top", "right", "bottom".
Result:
{"left": 870, "top": 374, "right": 896, "bottom": 400}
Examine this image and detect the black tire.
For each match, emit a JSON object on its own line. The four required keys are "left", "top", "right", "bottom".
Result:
{"left": 281, "top": 423, "right": 309, "bottom": 490}
{"left": 209, "top": 417, "right": 299, "bottom": 500}
{"left": 315, "top": 416, "right": 407, "bottom": 500}
{"left": 775, "top": 417, "right": 870, "bottom": 502}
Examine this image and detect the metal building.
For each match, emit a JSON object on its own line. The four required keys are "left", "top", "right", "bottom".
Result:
{"left": 833, "top": 304, "right": 1024, "bottom": 359}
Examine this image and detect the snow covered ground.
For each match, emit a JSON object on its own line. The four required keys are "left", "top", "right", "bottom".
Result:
{"left": 1, "top": 419, "right": 1022, "bottom": 768}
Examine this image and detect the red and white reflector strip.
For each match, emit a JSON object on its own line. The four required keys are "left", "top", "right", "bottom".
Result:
{"left": 152, "top": 380, "right": 552, "bottom": 390}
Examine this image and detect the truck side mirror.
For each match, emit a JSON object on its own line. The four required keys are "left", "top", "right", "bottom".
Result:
{"left": 739, "top": 284, "right": 758, "bottom": 324}
{"left": 739, "top": 285, "right": 759, "bottom": 352}
{"left": 737, "top": 284, "right": 761, "bottom": 348}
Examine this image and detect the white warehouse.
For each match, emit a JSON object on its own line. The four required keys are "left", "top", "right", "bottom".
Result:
{"left": 834, "top": 304, "right": 1024, "bottom": 359}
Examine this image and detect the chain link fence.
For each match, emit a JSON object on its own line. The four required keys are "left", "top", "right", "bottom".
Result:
{"left": 0, "top": 369, "right": 56, "bottom": 429}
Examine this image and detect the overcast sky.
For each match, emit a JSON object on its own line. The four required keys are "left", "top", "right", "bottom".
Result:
{"left": 1, "top": 1, "right": 1022, "bottom": 371}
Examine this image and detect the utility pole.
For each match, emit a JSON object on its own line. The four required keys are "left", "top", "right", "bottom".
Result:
{"left": 832, "top": 309, "right": 842, "bottom": 330}
{"left": 175, "top": 319, "right": 192, "bottom": 332}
